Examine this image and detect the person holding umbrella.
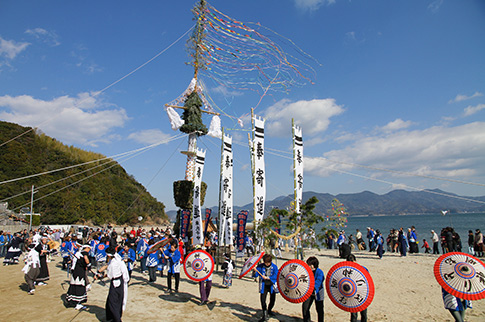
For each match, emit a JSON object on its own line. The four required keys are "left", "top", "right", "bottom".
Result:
{"left": 163, "top": 239, "right": 181, "bottom": 293}
{"left": 347, "top": 254, "right": 368, "bottom": 322}
{"left": 442, "top": 288, "right": 472, "bottom": 322}
{"left": 253, "top": 254, "right": 278, "bottom": 322}
{"left": 434, "top": 252, "right": 484, "bottom": 322}
{"left": 302, "top": 256, "right": 324, "bottom": 322}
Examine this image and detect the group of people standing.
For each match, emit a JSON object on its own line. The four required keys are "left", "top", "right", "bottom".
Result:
{"left": 251, "top": 253, "right": 367, "bottom": 322}
{"left": 328, "top": 225, "right": 484, "bottom": 260}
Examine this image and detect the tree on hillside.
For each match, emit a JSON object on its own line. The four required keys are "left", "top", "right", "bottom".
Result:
{"left": 0, "top": 121, "right": 168, "bottom": 226}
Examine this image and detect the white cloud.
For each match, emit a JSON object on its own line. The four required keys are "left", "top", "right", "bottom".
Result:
{"left": 127, "top": 129, "right": 172, "bottom": 145}
{"left": 345, "top": 31, "right": 365, "bottom": 45}
{"left": 379, "top": 118, "right": 413, "bottom": 132}
{"left": 211, "top": 85, "right": 243, "bottom": 97}
{"left": 305, "top": 122, "right": 485, "bottom": 180}
{"left": 463, "top": 103, "right": 485, "bottom": 117}
{"left": 449, "top": 91, "right": 483, "bottom": 104}
{"left": 0, "top": 93, "right": 128, "bottom": 146}
{"left": 346, "top": 31, "right": 356, "bottom": 41}
{"left": 264, "top": 98, "right": 344, "bottom": 137}
{"left": 293, "top": 0, "right": 335, "bottom": 11}
{"left": 305, "top": 136, "right": 326, "bottom": 147}
{"left": 428, "top": 0, "right": 443, "bottom": 14}
{"left": 25, "top": 28, "right": 60, "bottom": 46}
{"left": 0, "top": 36, "right": 29, "bottom": 61}
{"left": 71, "top": 44, "right": 103, "bottom": 74}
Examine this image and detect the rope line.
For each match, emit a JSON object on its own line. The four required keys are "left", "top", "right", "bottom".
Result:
{"left": 116, "top": 137, "right": 186, "bottom": 222}
{"left": 314, "top": 157, "right": 485, "bottom": 187}
{"left": 0, "top": 133, "right": 186, "bottom": 186}
{"left": 0, "top": 25, "right": 194, "bottom": 148}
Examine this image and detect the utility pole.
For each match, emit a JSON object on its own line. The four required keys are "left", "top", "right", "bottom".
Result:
{"left": 29, "top": 185, "right": 34, "bottom": 231}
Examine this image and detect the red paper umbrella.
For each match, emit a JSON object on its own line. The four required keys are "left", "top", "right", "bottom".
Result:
{"left": 239, "top": 252, "right": 265, "bottom": 279}
{"left": 183, "top": 249, "right": 214, "bottom": 282}
{"left": 277, "top": 259, "right": 315, "bottom": 303}
{"left": 146, "top": 237, "right": 171, "bottom": 254}
{"left": 325, "top": 261, "right": 375, "bottom": 313}
{"left": 434, "top": 252, "right": 485, "bottom": 301}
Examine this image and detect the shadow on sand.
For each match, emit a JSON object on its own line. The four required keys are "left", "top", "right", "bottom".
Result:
{"left": 216, "top": 300, "right": 299, "bottom": 321}
{"left": 60, "top": 293, "right": 106, "bottom": 321}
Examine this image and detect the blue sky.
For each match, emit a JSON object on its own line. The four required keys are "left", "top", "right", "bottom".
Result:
{"left": 1, "top": 0, "right": 484, "bottom": 212}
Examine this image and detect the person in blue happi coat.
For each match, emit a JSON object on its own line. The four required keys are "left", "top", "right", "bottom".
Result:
{"left": 163, "top": 239, "right": 181, "bottom": 292}
{"left": 118, "top": 244, "right": 136, "bottom": 278}
{"left": 253, "top": 254, "right": 278, "bottom": 322}
{"left": 302, "top": 256, "right": 324, "bottom": 322}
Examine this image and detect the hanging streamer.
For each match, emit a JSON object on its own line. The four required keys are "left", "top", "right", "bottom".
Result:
{"left": 166, "top": 106, "right": 184, "bottom": 131}
{"left": 236, "top": 210, "right": 249, "bottom": 257}
{"left": 293, "top": 124, "right": 303, "bottom": 214}
{"left": 192, "top": 148, "right": 206, "bottom": 245}
{"left": 180, "top": 209, "right": 191, "bottom": 242}
{"left": 207, "top": 115, "right": 222, "bottom": 139}
{"left": 253, "top": 115, "right": 265, "bottom": 222}
{"left": 218, "top": 133, "right": 233, "bottom": 246}
{"left": 203, "top": 208, "right": 212, "bottom": 238}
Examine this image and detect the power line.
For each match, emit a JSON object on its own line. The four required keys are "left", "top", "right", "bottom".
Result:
{"left": 0, "top": 25, "right": 194, "bottom": 148}
{"left": 0, "top": 133, "right": 186, "bottom": 186}
{"left": 326, "top": 167, "right": 485, "bottom": 205}
{"left": 314, "top": 157, "right": 485, "bottom": 188}
{"left": 116, "top": 137, "right": 186, "bottom": 222}
{"left": 10, "top": 134, "right": 187, "bottom": 212}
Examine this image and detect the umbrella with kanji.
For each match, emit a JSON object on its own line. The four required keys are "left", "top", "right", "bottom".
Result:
{"left": 434, "top": 252, "right": 485, "bottom": 301}
{"left": 325, "top": 261, "right": 375, "bottom": 313}
{"left": 147, "top": 237, "right": 171, "bottom": 254}
{"left": 277, "top": 259, "right": 315, "bottom": 303}
{"left": 239, "top": 251, "right": 265, "bottom": 279}
{"left": 183, "top": 249, "right": 214, "bottom": 282}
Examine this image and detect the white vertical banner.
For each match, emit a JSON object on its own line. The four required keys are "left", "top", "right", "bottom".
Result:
{"left": 192, "top": 148, "right": 206, "bottom": 245}
{"left": 253, "top": 116, "right": 266, "bottom": 223}
{"left": 293, "top": 124, "right": 304, "bottom": 214}
{"left": 220, "top": 134, "right": 233, "bottom": 246}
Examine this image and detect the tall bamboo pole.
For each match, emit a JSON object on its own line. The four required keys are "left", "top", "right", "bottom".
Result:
{"left": 216, "top": 128, "right": 225, "bottom": 271}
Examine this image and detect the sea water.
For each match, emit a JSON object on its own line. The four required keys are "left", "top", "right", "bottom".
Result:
{"left": 331, "top": 212, "right": 485, "bottom": 246}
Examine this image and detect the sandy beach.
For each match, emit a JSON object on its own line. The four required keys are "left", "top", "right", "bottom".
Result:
{"left": 1, "top": 248, "right": 484, "bottom": 322}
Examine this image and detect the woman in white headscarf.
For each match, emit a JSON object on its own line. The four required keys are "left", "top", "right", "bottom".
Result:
{"left": 66, "top": 244, "right": 91, "bottom": 310}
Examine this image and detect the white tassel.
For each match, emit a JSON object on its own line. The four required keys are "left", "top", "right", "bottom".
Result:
{"left": 166, "top": 106, "right": 184, "bottom": 131}
{"left": 207, "top": 115, "right": 222, "bottom": 139}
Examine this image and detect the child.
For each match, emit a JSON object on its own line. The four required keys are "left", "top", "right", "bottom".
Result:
{"left": 146, "top": 239, "right": 159, "bottom": 283}
{"left": 221, "top": 253, "right": 234, "bottom": 288}
{"left": 302, "top": 256, "right": 324, "bottom": 322}
{"left": 422, "top": 239, "right": 431, "bottom": 253}
{"left": 164, "top": 239, "right": 181, "bottom": 292}
{"left": 253, "top": 254, "right": 278, "bottom": 322}
{"left": 347, "top": 254, "right": 368, "bottom": 322}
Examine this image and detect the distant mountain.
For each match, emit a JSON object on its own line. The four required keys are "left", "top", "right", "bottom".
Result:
{"left": 0, "top": 121, "right": 168, "bottom": 225}
{"left": 166, "top": 189, "right": 485, "bottom": 222}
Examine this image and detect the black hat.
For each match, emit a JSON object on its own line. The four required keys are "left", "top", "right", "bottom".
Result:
{"left": 106, "top": 246, "right": 117, "bottom": 256}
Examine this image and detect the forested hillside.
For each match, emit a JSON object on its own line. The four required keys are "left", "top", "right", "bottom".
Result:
{"left": 0, "top": 121, "right": 167, "bottom": 225}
